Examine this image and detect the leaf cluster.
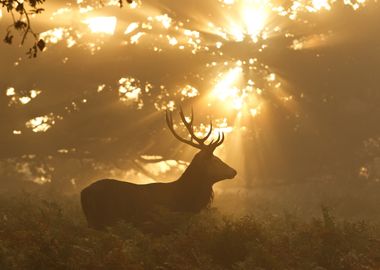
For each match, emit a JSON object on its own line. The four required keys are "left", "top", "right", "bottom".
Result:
{"left": 1, "top": 0, "right": 46, "bottom": 57}
{"left": 1, "top": 0, "right": 135, "bottom": 57}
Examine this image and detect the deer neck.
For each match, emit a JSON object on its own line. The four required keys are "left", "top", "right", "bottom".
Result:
{"left": 174, "top": 165, "right": 214, "bottom": 212}
{"left": 177, "top": 163, "right": 212, "bottom": 188}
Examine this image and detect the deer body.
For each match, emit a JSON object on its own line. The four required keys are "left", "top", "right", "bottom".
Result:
{"left": 81, "top": 108, "right": 236, "bottom": 229}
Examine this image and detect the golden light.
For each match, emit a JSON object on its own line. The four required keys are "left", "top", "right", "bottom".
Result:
{"left": 125, "top": 22, "right": 139, "bottom": 35}
{"left": 250, "top": 107, "right": 261, "bottom": 117}
{"left": 311, "top": 0, "right": 331, "bottom": 11}
{"left": 266, "top": 73, "right": 276, "bottom": 81}
{"left": 6, "top": 87, "right": 15, "bottom": 96}
{"left": 212, "top": 67, "right": 243, "bottom": 101}
{"left": 155, "top": 14, "right": 172, "bottom": 29}
{"left": 229, "top": 23, "right": 245, "bottom": 42}
{"left": 181, "top": 118, "right": 234, "bottom": 142}
{"left": 6, "top": 88, "right": 42, "bottom": 106}
{"left": 242, "top": 5, "right": 268, "bottom": 42}
{"left": 83, "top": 16, "right": 117, "bottom": 35}
{"left": 26, "top": 115, "right": 56, "bottom": 133}
{"left": 203, "top": 0, "right": 270, "bottom": 44}
{"left": 290, "top": 34, "right": 330, "bottom": 50}
{"left": 19, "top": 97, "right": 32, "bottom": 104}
{"left": 40, "top": 28, "right": 65, "bottom": 44}
{"left": 232, "top": 97, "right": 244, "bottom": 110}
{"left": 207, "top": 62, "right": 270, "bottom": 119}
{"left": 130, "top": 32, "right": 145, "bottom": 44}
{"left": 167, "top": 36, "right": 178, "bottom": 46}
{"left": 180, "top": 85, "right": 199, "bottom": 98}
{"left": 220, "top": 0, "right": 269, "bottom": 42}
{"left": 210, "top": 66, "right": 264, "bottom": 113}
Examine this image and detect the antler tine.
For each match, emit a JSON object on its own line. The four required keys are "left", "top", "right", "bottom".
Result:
{"left": 216, "top": 132, "right": 225, "bottom": 146}
{"left": 179, "top": 106, "right": 192, "bottom": 125}
{"left": 166, "top": 109, "right": 201, "bottom": 149}
{"left": 208, "top": 131, "right": 225, "bottom": 152}
{"left": 190, "top": 107, "right": 194, "bottom": 125}
{"left": 198, "top": 120, "right": 213, "bottom": 143}
{"left": 179, "top": 106, "right": 216, "bottom": 146}
{"left": 215, "top": 132, "right": 222, "bottom": 145}
{"left": 179, "top": 106, "right": 198, "bottom": 139}
{"left": 167, "top": 107, "right": 224, "bottom": 151}
{"left": 207, "top": 132, "right": 219, "bottom": 149}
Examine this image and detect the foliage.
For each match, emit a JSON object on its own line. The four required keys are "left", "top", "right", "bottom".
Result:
{"left": 0, "top": 193, "right": 379, "bottom": 270}
{"left": 1, "top": 0, "right": 46, "bottom": 57}
{"left": 0, "top": 0, "right": 135, "bottom": 57}
{"left": 1, "top": 1, "right": 379, "bottom": 189}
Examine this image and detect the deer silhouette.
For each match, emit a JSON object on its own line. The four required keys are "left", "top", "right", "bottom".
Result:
{"left": 81, "top": 108, "right": 237, "bottom": 229}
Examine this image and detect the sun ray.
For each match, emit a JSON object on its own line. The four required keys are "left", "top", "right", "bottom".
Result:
{"left": 83, "top": 16, "right": 117, "bottom": 35}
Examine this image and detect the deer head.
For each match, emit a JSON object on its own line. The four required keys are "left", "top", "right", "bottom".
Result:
{"left": 166, "top": 107, "right": 237, "bottom": 184}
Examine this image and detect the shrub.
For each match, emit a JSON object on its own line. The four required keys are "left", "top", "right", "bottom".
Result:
{"left": 0, "top": 193, "right": 379, "bottom": 270}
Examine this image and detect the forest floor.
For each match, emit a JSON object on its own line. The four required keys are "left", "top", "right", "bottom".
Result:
{"left": 0, "top": 182, "right": 379, "bottom": 270}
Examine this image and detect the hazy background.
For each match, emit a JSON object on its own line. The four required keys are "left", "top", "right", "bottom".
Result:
{"left": 1, "top": 0, "right": 379, "bottom": 219}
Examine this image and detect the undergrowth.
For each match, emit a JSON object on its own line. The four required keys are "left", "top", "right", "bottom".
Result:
{"left": 0, "top": 193, "right": 379, "bottom": 270}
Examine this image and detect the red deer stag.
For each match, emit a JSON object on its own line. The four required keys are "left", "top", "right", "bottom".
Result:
{"left": 81, "top": 108, "right": 237, "bottom": 229}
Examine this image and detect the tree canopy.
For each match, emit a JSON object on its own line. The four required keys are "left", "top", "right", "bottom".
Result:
{"left": 1, "top": 0, "right": 379, "bottom": 192}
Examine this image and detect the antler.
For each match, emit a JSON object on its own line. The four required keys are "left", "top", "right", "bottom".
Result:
{"left": 208, "top": 130, "right": 224, "bottom": 152}
{"left": 166, "top": 106, "right": 224, "bottom": 152}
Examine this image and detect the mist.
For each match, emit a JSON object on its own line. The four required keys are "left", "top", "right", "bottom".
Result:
{"left": 0, "top": 0, "right": 379, "bottom": 268}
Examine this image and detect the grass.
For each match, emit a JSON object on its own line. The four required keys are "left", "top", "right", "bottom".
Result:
{"left": 0, "top": 192, "right": 379, "bottom": 270}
